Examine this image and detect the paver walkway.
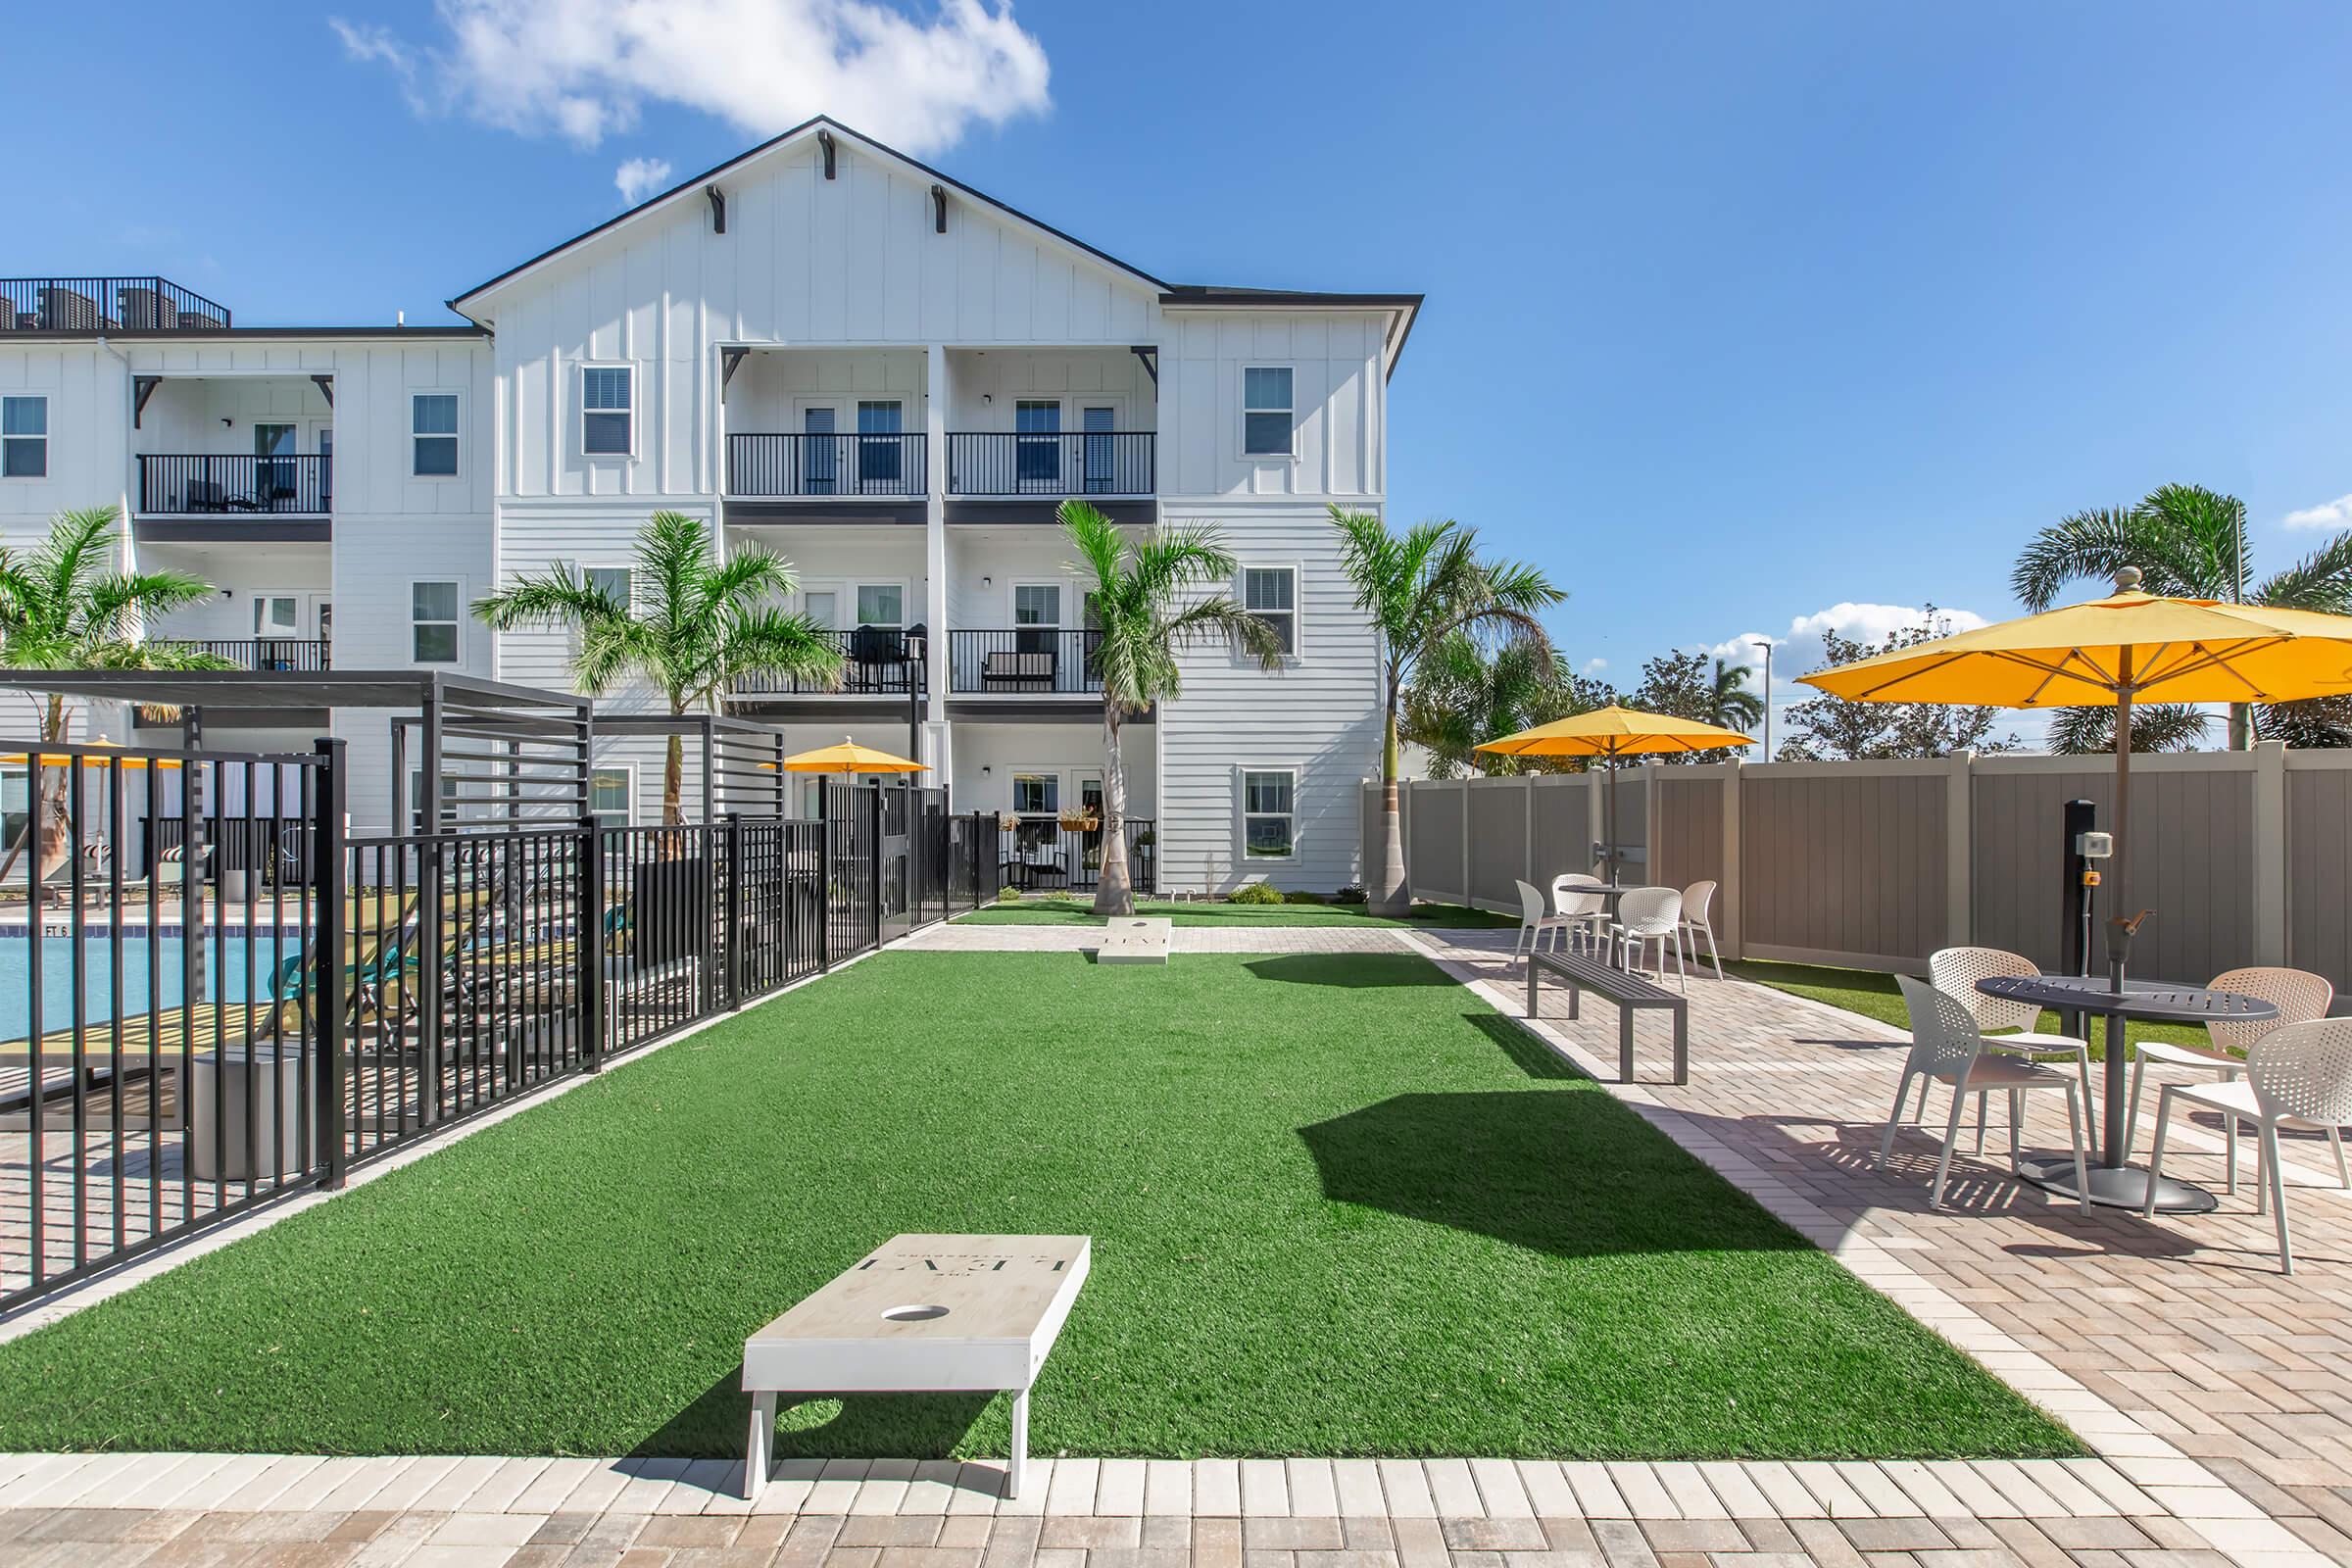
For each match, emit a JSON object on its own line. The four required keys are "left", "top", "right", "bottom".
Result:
{"left": 7, "top": 928, "right": 2352, "bottom": 1567}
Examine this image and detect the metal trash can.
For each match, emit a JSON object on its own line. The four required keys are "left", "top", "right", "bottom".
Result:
{"left": 189, "top": 1045, "right": 307, "bottom": 1182}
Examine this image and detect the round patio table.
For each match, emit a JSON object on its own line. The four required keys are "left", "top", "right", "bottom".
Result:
{"left": 1975, "top": 974, "right": 2277, "bottom": 1214}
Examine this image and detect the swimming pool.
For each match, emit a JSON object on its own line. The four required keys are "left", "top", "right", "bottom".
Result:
{"left": 0, "top": 930, "right": 300, "bottom": 1042}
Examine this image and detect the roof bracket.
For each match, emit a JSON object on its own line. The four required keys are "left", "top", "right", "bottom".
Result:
{"left": 706, "top": 183, "right": 726, "bottom": 234}
{"left": 131, "top": 375, "right": 162, "bottom": 427}
{"left": 310, "top": 373, "right": 334, "bottom": 409}
{"left": 816, "top": 128, "right": 837, "bottom": 179}
{"left": 930, "top": 183, "right": 948, "bottom": 234}
{"left": 1129, "top": 346, "right": 1157, "bottom": 387}
{"left": 720, "top": 347, "right": 748, "bottom": 399}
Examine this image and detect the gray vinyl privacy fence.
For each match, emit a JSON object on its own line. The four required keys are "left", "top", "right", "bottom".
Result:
{"left": 1366, "top": 744, "right": 2352, "bottom": 992}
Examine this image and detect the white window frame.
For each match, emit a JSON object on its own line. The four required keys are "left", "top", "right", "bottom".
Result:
{"left": 1240, "top": 564, "right": 1301, "bottom": 660}
{"left": 580, "top": 564, "right": 633, "bottom": 611}
{"left": 590, "top": 762, "right": 636, "bottom": 827}
{"left": 409, "top": 577, "right": 464, "bottom": 665}
{"left": 1240, "top": 766, "right": 1298, "bottom": 862}
{"left": 1241, "top": 366, "right": 1296, "bottom": 460}
{"left": 2, "top": 394, "right": 48, "bottom": 479}
{"left": 799, "top": 582, "right": 844, "bottom": 628}
{"left": 251, "top": 591, "right": 305, "bottom": 638}
{"left": 411, "top": 390, "right": 462, "bottom": 479}
{"left": 1009, "top": 579, "right": 1064, "bottom": 628}
{"left": 580, "top": 364, "right": 635, "bottom": 458}
{"left": 1009, "top": 769, "right": 1060, "bottom": 817}
{"left": 853, "top": 581, "right": 908, "bottom": 628}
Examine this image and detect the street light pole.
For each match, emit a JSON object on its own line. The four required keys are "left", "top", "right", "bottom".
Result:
{"left": 1753, "top": 640, "right": 1774, "bottom": 760}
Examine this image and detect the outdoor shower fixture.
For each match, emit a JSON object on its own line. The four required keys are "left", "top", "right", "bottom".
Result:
{"left": 2063, "top": 798, "right": 2105, "bottom": 978}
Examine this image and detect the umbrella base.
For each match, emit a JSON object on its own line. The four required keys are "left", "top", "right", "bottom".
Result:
{"left": 2016, "top": 1157, "right": 2219, "bottom": 1214}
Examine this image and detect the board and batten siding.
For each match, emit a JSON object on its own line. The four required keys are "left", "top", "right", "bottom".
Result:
{"left": 1157, "top": 313, "right": 1385, "bottom": 500}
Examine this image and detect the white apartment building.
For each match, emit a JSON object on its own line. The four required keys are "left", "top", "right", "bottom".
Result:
{"left": 0, "top": 117, "right": 1418, "bottom": 893}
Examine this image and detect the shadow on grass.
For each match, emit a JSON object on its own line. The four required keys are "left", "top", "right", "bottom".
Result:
{"left": 1242, "top": 955, "right": 1456, "bottom": 988}
{"left": 632, "top": 1364, "right": 995, "bottom": 1460}
{"left": 1298, "top": 1090, "right": 1810, "bottom": 1258}
{"left": 1463, "top": 1012, "right": 1582, "bottom": 1080}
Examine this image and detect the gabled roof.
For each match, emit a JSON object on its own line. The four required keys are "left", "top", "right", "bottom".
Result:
{"left": 450, "top": 115, "right": 1173, "bottom": 316}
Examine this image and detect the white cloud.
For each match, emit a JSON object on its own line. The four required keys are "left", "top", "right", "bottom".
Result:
{"left": 1709, "top": 602, "right": 1990, "bottom": 691}
{"left": 1582, "top": 658, "right": 1607, "bottom": 674}
{"left": 332, "top": 0, "right": 1051, "bottom": 155}
{"left": 2284, "top": 493, "right": 2352, "bottom": 531}
{"left": 614, "top": 156, "right": 674, "bottom": 204}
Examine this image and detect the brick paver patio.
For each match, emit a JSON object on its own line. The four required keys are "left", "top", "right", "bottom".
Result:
{"left": 4, "top": 922, "right": 2350, "bottom": 1567}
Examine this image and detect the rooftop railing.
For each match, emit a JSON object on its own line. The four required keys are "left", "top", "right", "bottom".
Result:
{"left": 0, "top": 276, "right": 229, "bottom": 331}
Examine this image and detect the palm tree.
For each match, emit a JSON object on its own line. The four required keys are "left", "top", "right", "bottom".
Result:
{"left": 1062, "top": 501, "right": 1284, "bottom": 915}
{"left": 2045, "top": 704, "right": 2209, "bottom": 756}
{"left": 0, "top": 504, "right": 225, "bottom": 888}
{"left": 2013, "top": 483, "right": 2352, "bottom": 748}
{"left": 474, "top": 511, "right": 840, "bottom": 823}
{"left": 1402, "top": 633, "right": 1574, "bottom": 778}
{"left": 1705, "top": 657, "right": 1763, "bottom": 732}
{"left": 1332, "top": 508, "right": 1564, "bottom": 916}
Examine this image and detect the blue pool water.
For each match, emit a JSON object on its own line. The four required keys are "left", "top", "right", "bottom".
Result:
{"left": 0, "top": 932, "right": 297, "bottom": 1041}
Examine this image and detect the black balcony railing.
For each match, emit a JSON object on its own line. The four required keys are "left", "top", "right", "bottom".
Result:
{"left": 139, "top": 455, "right": 330, "bottom": 515}
{"left": 733, "top": 629, "right": 925, "bottom": 697}
{"left": 156, "top": 638, "right": 330, "bottom": 673}
{"left": 0, "top": 276, "right": 229, "bottom": 331}
{"left": 947, "top": 431, "right": 1153, "bottom": 497}
{"left": 950, "top": 629, "right": 1102, "bottom": 696}
{"left": 727, "top": 433, "right": 926, "bottom": 498}
{"left": 998, "top": 817, "right": 1155, "bottom": 894}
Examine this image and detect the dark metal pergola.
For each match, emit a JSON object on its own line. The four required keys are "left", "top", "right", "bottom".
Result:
{"left": 0, "top": 668, "right": 595, "bottom": 831}
{"left": 590, "top": 712, "right": 789, "bottom": 821}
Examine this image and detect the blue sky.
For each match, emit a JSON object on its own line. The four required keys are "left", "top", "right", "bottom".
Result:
{"left": 13, "top": 1, "right": 2352, "bottom": 734}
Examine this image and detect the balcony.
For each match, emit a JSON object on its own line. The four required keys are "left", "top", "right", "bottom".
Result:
{"left": 950, "top": 629, "right": 1102, "bottom": 697}
{"left": 732, "top": 629, "right": 925, "bottom": 698}
{"left": 946, "top": 432, "right": 1153, "bottom": 498}
{"left": 137, "top": 455, "right": 329, "bottom": 516}
{"left": 156, "top": 638, "right": 330, "bottom": 673}
{"left": 1, "top": 275, "right": 229, "bottom": 331}
{"left": 726, "top": 432, "right": 926, "bottom": 508}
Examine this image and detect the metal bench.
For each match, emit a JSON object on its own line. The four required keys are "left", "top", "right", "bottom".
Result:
{"left": 982, "top": 650, "right": 1056, "bottom": 691}
{"left": 1528, "top": 949, "right": 1689, "bottom": 1084}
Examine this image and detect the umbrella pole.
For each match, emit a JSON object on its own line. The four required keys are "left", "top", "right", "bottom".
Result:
{"left": 2102, "top": 663, "right": 2134, "bottom": 1167}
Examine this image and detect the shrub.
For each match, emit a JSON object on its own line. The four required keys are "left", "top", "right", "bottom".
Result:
{"left": 1226, "top": 882, "right": 1285, "bottom": 906}
{"left": 996, "top": 886, "right": 1022, "bottom": 903}
{"left": 1282, "top": 890, "right": 1327, "bottom": 905}
{"left": 1333, "top": 885, "right": 1368, "bottom": 905}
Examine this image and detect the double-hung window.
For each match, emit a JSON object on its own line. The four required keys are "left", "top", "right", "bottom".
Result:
{"left": 1243, "top": 566, "right": 1297, "bottom": 655}
{"left": 1242, "top": 368, "right": 1294, "bottom": 457}
{"left": 2, "top": 395, "right": 47, "bottom": 478}
{"left": 1243, "top": 769, "right": 1296, "bottom": 858}
{"left": 856, "top": 584, "right": 904, "bottom": 627}
{"left": 590, "top": 767, "right": 634, "bottom": 828}
{"left": 412, "top": 580, "right": 460, "bottom": 663}
{"left": 412, "top": 393, "right": 459, "bottom": 476}
{"left": 582, "top": 367, "right": 633, "bottom": 456}
{"left": 1012, "top": 773, "right": 1058, "bottom": 816}
{"left": 584, "top": 565, "right": 632, "bottom": 610}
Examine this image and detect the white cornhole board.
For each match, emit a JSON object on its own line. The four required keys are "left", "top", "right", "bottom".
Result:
{"left": 743, "top": 1234, "right": 1091, "bottom": 1500}
{"left": 1097, "top": 916, "right": 1171, "bottom": 965}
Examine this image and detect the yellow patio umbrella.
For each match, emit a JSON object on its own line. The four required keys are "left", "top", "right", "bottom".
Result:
{"left": 773, "top": 738, "right": 928, "bottom": 776}
{"left": 3, "top": 740, "right": 183, "bottom": 769}
{"left": 1475, "top": 705, "right": 1755, "bottom": 881}
{"left": 1798, "top": 566, "right": 2352, "bottom": 980}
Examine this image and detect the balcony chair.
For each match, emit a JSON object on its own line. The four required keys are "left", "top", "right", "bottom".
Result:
{"left": 1881, "top": 975, "right": 2091, "bottom": 1213}
{"left": 982, "top": 649, "right": 1056, "bottom": 691}
{"left": 2142, "top": 1017, "right": 2352, "bottom": 1273}
{"left": 2124, "top": 965, "right": 2334, "bottom": 1160}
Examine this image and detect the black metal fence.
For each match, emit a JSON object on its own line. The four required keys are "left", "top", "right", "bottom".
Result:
{"left": 999, "top": 818, "right": 1156, "bottom": 893}
{"left": 2, "top": 741, "right": 1003, "bottom": 1314}
{"left": 726, "top": 433, "right": 927, "bottom": 497}
{"left": 732, "top": 629, "right": 924, "bottom": 697}
{"left": 139, "top": 455, "right": 330, "bottom": 515}
{"left": 155, "top": 639, "right": 330, "bottom": 673}
{"left": 0, "top": 276, "right": 230, "bottom": 331}
{"left": 947, "top": 431, "right": 1154, "bottom": 496}
{"left": 950, "top": 629, "right": 1103, "bottom": 695}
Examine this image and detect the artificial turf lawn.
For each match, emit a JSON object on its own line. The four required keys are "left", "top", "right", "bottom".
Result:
{"left": 1727, "top": 958, "right": 2209, "bottom": 1059}
{"left": 0, "top": 953, "right": 2077, "bottom": 1462}
{"left": 961, "top": 897, "right": 1514, "bottom": 928}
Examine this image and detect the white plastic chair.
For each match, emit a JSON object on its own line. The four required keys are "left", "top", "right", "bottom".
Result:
{"left": 1927, "top": 948, "right": 2096, "bottom": 1155}
{"left": 1549, "top": 873, "right": 1609, "bottom": 956}
{"left": 1611, "top": 887, "right": 1686, "bottom": 990}
{"left": 1677, "top": 879, "right": 1724, "bottom": 981}
{"left": 1881, "top": 976, "right": 2090, "bottom": 1212}
{"left": 2142, "top": 1017, "right": 2352, "bottom": 1273}
{"left": 1512, "top": 879, "right": 1574, "bottom": 959}
{"left": 2124, "top": 966, "right": 2333, "bottom": 1160}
